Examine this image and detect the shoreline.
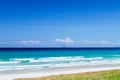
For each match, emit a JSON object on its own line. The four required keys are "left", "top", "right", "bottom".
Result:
{"left": 0, "top": 64, "right": 120, "bottom": 80}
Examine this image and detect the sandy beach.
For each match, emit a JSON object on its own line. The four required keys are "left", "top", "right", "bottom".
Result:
{"left": 1, "top": 0, "right": 120, "bottom": 79}
{"left": 1, "top": 64, "right": 120, "bottom": 80}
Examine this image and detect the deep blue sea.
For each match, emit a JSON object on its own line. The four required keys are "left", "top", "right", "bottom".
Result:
{"left": 0, "top": 48, "right": 120, "bottom": 71}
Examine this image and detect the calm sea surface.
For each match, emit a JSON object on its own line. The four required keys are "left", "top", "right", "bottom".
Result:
{"left": 0, "top": 48, "right": 120, "bottom": 71}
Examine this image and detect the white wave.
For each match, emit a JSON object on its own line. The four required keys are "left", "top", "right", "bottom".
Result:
{"left": 0, "top": 64, "right": 44, "bottom": 71}
{"left": 1, "top": 56, "right": 120, "bottom": 72}
{"left": 0, "top": 56, "right": 104, "bottom": 71}
{"left": 34, "top": 59, "right": 120, "bottom": 68}
{"left": 0, "top": 61, "right": 19, "bottom": 64}
{"left": 10, "top": 58, "right": 35, "bottom": 61}
{"left": 0, "top": 68, "right": 13, "bottom": 71}
{"left": 9, "top": 56, "right": 103, "bottom": 63}
{"left": 111, "top": 54, "right": 120, "bottom": 57}
{"left": 1, "top": 58, "right": 120, "bottom": 71}
{"left": 48, "top": 59, "right": 120, "bottom": 68}
{"left": 33, "top": 57, "right": 102, "bottom": 62}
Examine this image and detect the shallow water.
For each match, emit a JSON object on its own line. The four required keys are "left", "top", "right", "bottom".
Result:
{"left": 0, "top": 48, "right": 120, "bottom": 71}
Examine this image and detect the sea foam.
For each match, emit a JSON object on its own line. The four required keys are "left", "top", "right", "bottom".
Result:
{"left": 0, "top": 56, "right": 120, "bottom": 71}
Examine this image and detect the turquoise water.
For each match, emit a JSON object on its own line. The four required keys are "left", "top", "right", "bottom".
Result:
{"left": 0, "top": 48, "right": 120, "bottom": 71}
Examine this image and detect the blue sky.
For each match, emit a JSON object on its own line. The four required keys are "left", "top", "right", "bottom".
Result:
{"left": 0, "top": 0, "right": 120, "bottom": 47}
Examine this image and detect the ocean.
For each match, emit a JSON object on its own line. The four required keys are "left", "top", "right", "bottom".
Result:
{"left": 0, "top": 48, "right": 120, "bottom": 72}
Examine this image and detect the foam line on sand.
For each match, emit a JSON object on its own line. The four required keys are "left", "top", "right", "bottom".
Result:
{"left": 0, "top": 66, "right": 120, "bottom": 80}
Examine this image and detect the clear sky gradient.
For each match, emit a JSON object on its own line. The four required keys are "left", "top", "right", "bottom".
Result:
{"left": 0, "top": 0, "right": 120, "bottom": 47}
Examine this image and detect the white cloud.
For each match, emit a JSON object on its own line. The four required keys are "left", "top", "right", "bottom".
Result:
{"left": 0, "top": 39, "right": 115, "bottom": 47}
{"left": 99, "top": 40, "right": 111, "bottom": 44}
{"left": 77, "top": 40, "right": 97, "bottom": 44}
{"left": 54, "top": 38, "right": 74, "bottom": 44}
{"left": 77, "top": 40, "right": 112, "bottom": 45}
{"left": 17, "top": 40, "right": 41, "bottom": 45}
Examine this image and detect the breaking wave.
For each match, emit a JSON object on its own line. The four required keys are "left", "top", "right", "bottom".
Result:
{"left": 0, "top": 56, "right": 120, "bottom": 71}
